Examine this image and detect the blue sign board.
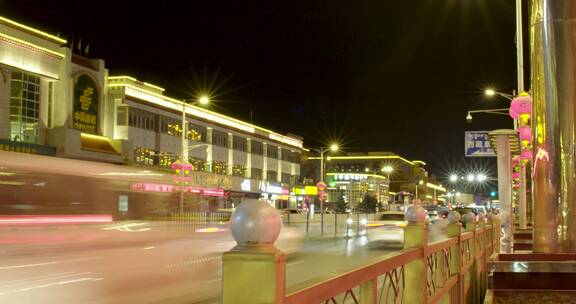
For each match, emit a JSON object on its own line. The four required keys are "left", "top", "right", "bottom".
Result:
{"left": 465, "top": 131, "right": 495, "bottom": 157}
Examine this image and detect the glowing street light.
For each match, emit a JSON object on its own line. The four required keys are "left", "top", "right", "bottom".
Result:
{"left": 179, "top": 95, "right": 210, "bottom": 213}
{"left": 330, "top": 143, "right": 339, "bottom": 152}
{"left": 198, "top": 95, "right": 210, "bottom": 105}
{"left": 477, "top": 174, "right": 487, "bottom": 182}
{"left": 467, "top": 174, "right": 475, "bottom": 182}
{"left": 485, "top": 88, "right": 496, "bottom": 97}
{"left": 449, "top": 174, "right": 458, "bottom": 182}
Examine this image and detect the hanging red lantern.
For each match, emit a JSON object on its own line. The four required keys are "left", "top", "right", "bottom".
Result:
{"left": 509, "top": 94, "right": 532, "bottom": 119}
{"left": 520, "top": 149, "right": 532, "bottom": 161}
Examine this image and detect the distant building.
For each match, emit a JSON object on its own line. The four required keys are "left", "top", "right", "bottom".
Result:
{"left": 302, "top": 151, "right": 446, "bottom": 210}
{"left": 0, "top": 15, "right": 303, "bottom": 213}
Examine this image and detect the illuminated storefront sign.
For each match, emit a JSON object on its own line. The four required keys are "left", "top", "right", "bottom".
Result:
{"left": 130, "top": 183, "right": 225, "bottom": 197}
{"left": 292, "top": 187, "right": 305, "bottom": 195}
{"left": 241, "top": 179, "right": 251, "bottom": 191}
{"left": 260, "top": 181, "right": 283, "bottom": 194}
{"left": 334, "top": 174, "right": 367, "bottom": 181}
{"left": 73, "top": 74, "right": 99, "bottom": 134}
{"left": 305, "top": 186, "right": 318, "bottom": 195}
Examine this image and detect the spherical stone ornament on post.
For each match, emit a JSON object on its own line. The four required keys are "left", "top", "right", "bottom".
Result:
{"left": 462, "top": 212, "right": 476, "bottom": 224}
{"left": 447, "top": 211, "right": 462, "bottom": 224}
{"left": 477, "top": 213, "right": 486, "bottom": 223}
{"left": 230, "top": 198, "right": 281, "bottom": 246}
{"left": 406, "top": 205, "right": 427, "bottom": 223}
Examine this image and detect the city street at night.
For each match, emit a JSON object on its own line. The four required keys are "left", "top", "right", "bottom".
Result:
{"left": 2, "top": 0, "right": 576, "bottom": 302}
{"left": 0, "top": 221, "right": 406, "bottom": 304}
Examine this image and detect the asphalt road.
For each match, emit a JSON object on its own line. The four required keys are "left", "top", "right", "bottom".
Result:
{"left": 0, "top": 221, "right": 420, "bottom": 304}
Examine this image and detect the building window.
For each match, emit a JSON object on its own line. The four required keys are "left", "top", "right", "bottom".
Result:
{"left": 251, "top": 140, "right": 263, "bottom": 155}
{"left": 281, "top": 149, "right": 292, "bottom": 162}
{"left": 10, "top": 71, "right": 40, "bottom": 143}
{"left": 232, "top": 164, "right": 246, "bottom": 177}
{"left": 47, "top": 82, "right": 53, "bottom": 128}
{"left": 158, "top": 151, "right": 178, "bottom": 167}
{"left": 267, "top": 145, "right": 278, "bottom": 159}
{"left": 233, "top": 135, "right": 247, "bottom": 152}
{"left": 251, "top": 168, "right": 263, "bottom": 180}
{"left": 281, "top": 173, "right": 291, "bottom": 184}
{"left": 291, "top": 152, "right": 300, "bottom": 163}
{"left": 267, "top": 170, "right": 278, "bottom": 182}
{"left": 134, "top": 147, "right": 154, "bottom": 166}
{"left": 188, "top": 123, "right": 206, "bottom": 142}
{"left": 189, "top": 157, "right": 206, "bottom": 172}
{"left": 128, "top": 108, "right": 155, "bottom": 131}
{"left": 212, "top": 160, "right": 228, "bottom": 175}
{"left": 117, "top": 106, "right": 128, "bottom": 125}
{"left": 212, "top": 130, "right": 228, "bottom": 147}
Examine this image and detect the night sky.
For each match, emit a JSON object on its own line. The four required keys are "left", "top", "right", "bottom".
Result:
{"left": 2, "top": 1, "right": 525, "bottom": 187}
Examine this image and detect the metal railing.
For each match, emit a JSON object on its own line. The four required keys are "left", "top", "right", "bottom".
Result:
{"left": 146, "top": 210, "right": 231, "bottom": 230}
{"left": 284, "top": 217, "right": 498, "bottom": 304}
{"left": 221, "top": 211, "right": 500, "bottom": 304}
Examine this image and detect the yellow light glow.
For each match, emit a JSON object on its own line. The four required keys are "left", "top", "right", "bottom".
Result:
{"left": 268, "top": 134, "right": 303, "bottom": 148}
{"left": 198, "top": 96, "right": 210, "bottom": 105}
{"left": 426, "top": 182, "right": 446, "bottom": 192}
{"left": 426, "top": 195, "right": 433, "bottom": 199}
{"left": 108, "top": 76, "right": 165, "bottom": 92}
{"left": 0, "top": 16, "right": 67, "bottom": 44}
{"left": 382, "top": 166, "right": 394, "bottom": 173}
{"left": 330, "top": 143, "right": 339, "bottom": 152}
{"left": 485, "top": 89, "right": 496, "bottom": 97}
{"left": 0, "top": 32, "right": 65, "bottom": 58}
{"left": 389, "top": 191, "right": 397, "bottom": 195}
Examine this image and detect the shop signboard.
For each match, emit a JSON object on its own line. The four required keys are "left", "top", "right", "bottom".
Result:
{"left": 260, "top": 181, "right": 283, "bottom": 194}
{"left": 305, "top": 186, "right": 318, "bottom": 195}
{"left": 465, "top": 131, "right": 495, "bottom": 157}
{"left": 73, "top": 74, "right": 99, "bottom": 134}
{"left": 241, "top": 179, "right": 251, "bottom": 191}
{"left": 292, "top": 187, "right": 306, "bottom": 195}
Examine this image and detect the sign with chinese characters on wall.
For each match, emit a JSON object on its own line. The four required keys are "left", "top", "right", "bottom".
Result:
{"left": 465, "top": 131, "right": 496, "bottom": 157}
{"left": 72, "top": 74, "right": 99, "bottom": 134}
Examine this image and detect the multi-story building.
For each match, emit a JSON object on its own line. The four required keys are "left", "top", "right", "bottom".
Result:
{"left": 302, "top": 151, "right": 446, "bottom": 210}
{"left": 0, "top": 16, "right": 303, "bottom": 214}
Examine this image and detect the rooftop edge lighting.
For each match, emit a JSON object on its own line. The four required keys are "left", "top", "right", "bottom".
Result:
{"left": 0, "top": 16, "right": 67, "bottom": 44}
{"left": 426, "top": 182, "right": 446, "bottom": 192}
{"left": 108, "top": 79, "right": 303, "bottom": 148}
{"left": 0, "top": 32, "right": 65, "bottom": 58}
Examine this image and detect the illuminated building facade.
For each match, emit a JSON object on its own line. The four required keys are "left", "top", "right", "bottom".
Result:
{"left": 0, "top": 16, "right": 303, "bottom": 211}
{"left": 303, "top": 151, "right": 446, "bottom": 210}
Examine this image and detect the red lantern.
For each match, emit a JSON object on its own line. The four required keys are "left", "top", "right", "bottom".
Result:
{"left": 509, "top": 94, "right": 532, "bottom": 119}
{"left": 518, "top": 126, "right": 532, "bottom": 143}
{"left": 520, "top": 149, "right": 532, "bottom": 161}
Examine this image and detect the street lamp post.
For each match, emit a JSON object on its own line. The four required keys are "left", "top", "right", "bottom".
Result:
{"left": 485, "top": 89, "right": 529, "bottom": 230}
{"left": 311, "top": 144, "right": 339, "bottom": 236}
{"left": 178, "top": 96, "right": 209, "bottom": 213}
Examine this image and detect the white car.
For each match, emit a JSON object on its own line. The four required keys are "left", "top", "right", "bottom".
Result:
{"left": 377, "top": 211, "right": 408, "bottom": 227}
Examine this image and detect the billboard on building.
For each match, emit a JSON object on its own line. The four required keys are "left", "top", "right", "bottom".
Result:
{"left": 465, "top": 131, "right": 495, "bottom": 157}
{"left": 72, "top": 74, "right": 99, "bottom": 134}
